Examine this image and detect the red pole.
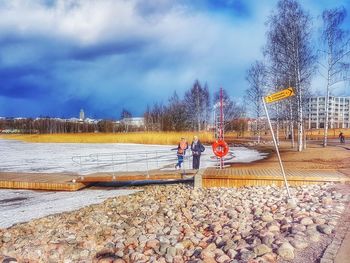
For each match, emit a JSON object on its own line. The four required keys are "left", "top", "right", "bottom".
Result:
{"left": 220, "top": 87, "right": 224, "bottom": 168}
{"left": 220, "top": 87, "right": 223, "bottom": 140}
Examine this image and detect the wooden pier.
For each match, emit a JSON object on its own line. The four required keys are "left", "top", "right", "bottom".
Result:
{"left": 202, "top": 167, "right": 350, "bottom": 188}
{"left": 0, "top": 170, "right": 196, "bottom": 191}
{"left": 0, "top": 172, "right": 87, "bottom": 191}
{"left": 0, "top": 168, "right": 349, "bottom": 191}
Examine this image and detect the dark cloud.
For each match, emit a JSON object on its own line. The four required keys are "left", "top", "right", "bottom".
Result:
{"left": 68, "top": 39, "right": 149, "bottom": 61}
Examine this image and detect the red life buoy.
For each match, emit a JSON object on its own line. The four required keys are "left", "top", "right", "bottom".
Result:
{"left": 212, "top": 140, "right": 229, "bottom": 158}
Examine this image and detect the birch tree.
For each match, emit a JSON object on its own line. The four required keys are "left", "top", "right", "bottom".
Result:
{"left": 184, "top": 80, "right": 210, "bottom": 131}
{"left": 319, "top": 7, "right": 350, "bottom": 147}
{"left": 245, "top": 61, "right": 267, "bottom": 144}
{"left": 265, "top": 0, "right": 315, "bottom": 151}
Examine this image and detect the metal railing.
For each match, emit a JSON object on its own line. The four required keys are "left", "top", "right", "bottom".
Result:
{"left": 71, "top": 150, "right": 194, "bottom": 178}
{"left": 72, "top": 149, "right": 236, "bottom": 180}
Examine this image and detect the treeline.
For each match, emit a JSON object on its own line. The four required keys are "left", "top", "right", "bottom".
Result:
{"left": 144, "top": 80, "right": 245, "bottom": 132}
{"left": 245, "top": 0, "right": 350, "bottom": 151}
{"left": 0, "top": 118, "right": 129, "bottom": 134}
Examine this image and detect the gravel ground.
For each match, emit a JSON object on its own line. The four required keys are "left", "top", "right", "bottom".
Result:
{"left": 0, "top": 183, "right": 348, "bottom": 263}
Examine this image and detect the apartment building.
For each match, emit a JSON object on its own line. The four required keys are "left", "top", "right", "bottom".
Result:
{"left": 305, "top": 96, "right": 350, "bottom": 129}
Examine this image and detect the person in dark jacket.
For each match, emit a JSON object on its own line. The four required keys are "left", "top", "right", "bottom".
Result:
{"left": 339, "top": 132, "right": 345, "bottom": 143}
{"left": 175, "top": 137, "right": 188, "bottom": 169}
{"left": 191, "top": 135, "right": 205, "bottom": 169}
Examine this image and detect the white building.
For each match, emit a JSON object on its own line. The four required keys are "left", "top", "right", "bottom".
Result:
{"left": 79, "top": 109, "right": 85, "bottom": 121}
{"left": 121, "top": 117, "right": 145, "bottom": 127}
{"left": 305, "top": 96, "right": 350, "bottom": 129}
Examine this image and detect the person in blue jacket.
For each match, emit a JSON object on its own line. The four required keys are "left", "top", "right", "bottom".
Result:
{"left": 191, "top": 135, "right": 205, "bottom": 169}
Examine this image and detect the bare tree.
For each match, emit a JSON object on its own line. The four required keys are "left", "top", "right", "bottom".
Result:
{"left": 184, "top": 80, "right": 210, "bottom": 131}
{"left": 319, "top": 7, "right": 350, "bottom": 147}
{"left": 245, "top": 61, "right": 267, "bottom": 144}
{"left": 265, "top": 0, "right": 316, "bottom": 151}
{"left": 163, "top": 91, "right": 187, "bottom": 131}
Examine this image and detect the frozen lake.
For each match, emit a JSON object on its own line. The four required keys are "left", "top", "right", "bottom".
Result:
{"left": 0, "top": 139, "right": 267, "bottom": 228}
{"left": 0, "top": 188, "right": 138, "bottom": 229}
{"left": 0, "top": 139, "right": 267, "bottom": 174}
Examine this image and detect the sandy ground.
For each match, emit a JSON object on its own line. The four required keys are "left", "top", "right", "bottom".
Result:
{"left": 235, "top": 140, "right": 350, "bottom": 171}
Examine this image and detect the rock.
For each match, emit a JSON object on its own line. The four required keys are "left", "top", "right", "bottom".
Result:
{"left": 290, "top": 237, "right": 309, "bottom": 249}
{"left": 277, "top": 242, "right": 294, "bottom": 260}
{"left": 206, "top": 243, "right": 217, "bottom": 252}
{"left": 146, "top": 239, "right": 160, "bottom": 249}
{"left": 227, "top": 249, "right": 237, "bottom": 259}
{"left": 300, "top": 217, "right": 314, "bottom": 226}
{"left": 317, "top": 225, "right": 333, "bottom": 235}
{"left": 239, "top": 250, "right": 256, "bottom": 261}
{"left": 200, "top": 249, "right": 215, "bottom": 262}
{"left": 308, "top": 232, "right": 321, "bottom": 243}
{"left": 267, "top": 224, "right": 280, "bottom": 232}
{"left": 322, "top": 197, "right": 332, "bottom": 206}
{"left": 254, "top": 244, "right": 272, "bottom": 256}
{"left": 166, "top": 246, "right": 177, "bottom": 257}
{"left": 261, "top": 213, "right": 274, "bottom": 223}
{"left": 216, "top": 254, "right": 230, "bottom": 263}
{"left": 260, "top": 252, "right": 277, "bottom": 263}
{"left": 291, "top": 224, "right": 306, "bottom": 234}
{"left": 287, "top": 199, "right": 297, "bottom": 209}
{"left": 2, "top": 232, "right": 12, "bottom": 243}
{"left": 262, "top": 235, "right": 275, "bottom": 247}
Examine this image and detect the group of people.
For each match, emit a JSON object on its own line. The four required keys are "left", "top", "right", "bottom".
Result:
{"left": 174, "top": 136, "right": 205, "bottom": 170}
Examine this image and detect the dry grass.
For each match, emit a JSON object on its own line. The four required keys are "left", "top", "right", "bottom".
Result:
{"left": 0, "top": 132, "right": 214, "bottom": 145}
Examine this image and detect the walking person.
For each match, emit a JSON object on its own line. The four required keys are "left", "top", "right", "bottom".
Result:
{"left": 191, "top": 135, "right": 205, "bottom": 169}
{"left": 339, "top": 132, "right": 345, "bottom": 144}
{"left": 175, "top": 137, "right": 188, "bottom": 169}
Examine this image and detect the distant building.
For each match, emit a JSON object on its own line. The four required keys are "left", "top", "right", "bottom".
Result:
{"left": 121, "top": 117, "right": 145, "bottom": 127}
{"left": 79, "top": 109, "right": 85, "bottom": 121}
{"left": 305, "top": 96, "right": 350, "bottom": 129}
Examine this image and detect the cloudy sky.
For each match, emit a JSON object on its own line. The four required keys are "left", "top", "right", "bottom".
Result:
{"left": 0, "top": 0, "right": 349, "bottom": 119}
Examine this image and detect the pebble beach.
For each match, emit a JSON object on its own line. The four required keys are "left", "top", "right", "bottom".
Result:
{"left": 0, "top": 183, "right": 348, "bottom": 263}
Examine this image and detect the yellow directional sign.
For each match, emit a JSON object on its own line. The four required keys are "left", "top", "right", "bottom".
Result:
{"left": 264, "top": 87, "right": 295, "bottom": 104}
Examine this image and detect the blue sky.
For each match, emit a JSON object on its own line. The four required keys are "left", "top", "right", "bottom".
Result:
{"left": 0, "top": 0, "right": 349, "bottom": 119}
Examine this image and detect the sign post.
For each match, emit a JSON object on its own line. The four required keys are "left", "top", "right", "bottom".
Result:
{"left": 263, "top": 87, "right": 295, "bottom": 199}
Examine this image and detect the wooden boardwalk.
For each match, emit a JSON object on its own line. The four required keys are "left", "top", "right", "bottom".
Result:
{"left": 202, "top": 167, "right": 350, "bottom": 188}
{"left": 75, "top": 170, "right": 197, "bottom": 183}
{"left": 0, "top": 172, "right": 87, "bottom": 191}
{"left": 0, "top": 168, "right": 348, "bottom": 191}
{"left": 0, "top": 170, "right": 196, "bottom": 191}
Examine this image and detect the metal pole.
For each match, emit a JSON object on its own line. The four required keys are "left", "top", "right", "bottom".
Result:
{"left": 262, "top": 97, "right": 292, "bottom": 198}
{"left": 145, "top": 152, "right": 149, "bottom": 178}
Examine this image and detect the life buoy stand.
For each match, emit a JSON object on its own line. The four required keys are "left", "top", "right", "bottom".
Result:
{"left": 212, "top": 140, "right": 229, "bottom": 158}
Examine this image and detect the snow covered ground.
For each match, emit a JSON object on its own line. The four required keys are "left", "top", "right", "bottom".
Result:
{"left": 0, "top": 188, "right": 138, "bottom": 228}
{"left": 0, "top": 139, "right": 267, "bottom": 229}
{"left": 0, "top": 139, "right": 267, "bottom": 174}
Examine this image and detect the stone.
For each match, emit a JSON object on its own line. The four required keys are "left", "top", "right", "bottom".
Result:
{"left": 261, "top": 213, "right": 274, "bottom": 223}
{"left": 287, "top": 199, "right": 297, "bottom": 209}
{"left": 201, "top": 248, "right": 216, "bottom": 263}
{"left": 322, "top": 197, "right": 332, "bottom": 206}
{"left": 254, "top": 244, "right": 272, "bottom": 256}
{"left": 216, "top": 254, "right": 230, "bottom": 263}
{"left": 239, "top": 250, "right": 256, "bottom": 261}
{"left": 166, "top": 246, "right": 177, "bottom": 257}
{"left": 290, "top": 237, "right": 309, "bottom": 249}
{"left": 300, "top": 217, "right": 314, "bottom": 226}
{"left": 277, "top": 242, "right": 294, "bottom": 260}
{"left": 146, "top": 239, "right": 160, "bottom": 249}
{"left": 317, "top": 225, "right": 333, "bottom": 235}
{"left": 2, "top": 232, "right": 12, "bottom": 243}
{"left": 227, "top": 249, "right": 237, "bottom": 259}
